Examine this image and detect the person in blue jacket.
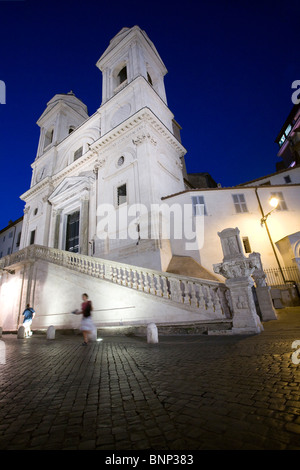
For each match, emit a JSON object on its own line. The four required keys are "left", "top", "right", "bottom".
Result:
{"left": 22, "top": 304, "right": 35, "bottom": 337}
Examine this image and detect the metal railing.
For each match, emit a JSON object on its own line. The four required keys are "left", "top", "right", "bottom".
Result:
{"left": 264, "top": 266, "right": 300, "bottom": 287}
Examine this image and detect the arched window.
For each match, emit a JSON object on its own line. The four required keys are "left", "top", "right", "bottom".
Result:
{"left": 44, "top": 128, "right": 54, "bottom": 149}
{"left": 117, "top": 66, "right": 127, "bottom": 85}
{"left": 147, "top": 72, "right": 153, "bottom": 86}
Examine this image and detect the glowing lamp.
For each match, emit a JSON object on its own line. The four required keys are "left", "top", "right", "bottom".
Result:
{"left": 269, "top": 197, "right": 279, "bottom": 209}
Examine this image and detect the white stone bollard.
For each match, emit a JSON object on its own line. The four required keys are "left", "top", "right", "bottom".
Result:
{"left": 17, "top": 325, "right": 25, "bottom": 339}
{"left": 147, "top": 323, "right": 159, "bottom": 344}
{"left": 47, "top": 325, "right": 56, "bottom": 340}
{"left": 0, "top": 340, "right": 5, "bottom": 365}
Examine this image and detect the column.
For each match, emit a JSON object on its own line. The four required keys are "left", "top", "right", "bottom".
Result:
{"left": 53, "top": 209, "right": 62, "bottom": 249}
{"left": 80, "top": 194, "right": 89, "bottom": 255}
{"left": 42, "top": 197, "right": 52, "bottom": 247}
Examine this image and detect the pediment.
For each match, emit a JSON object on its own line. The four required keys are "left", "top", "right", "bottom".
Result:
{"left": 48, "top": 176, "right": 92, "bottom": 206}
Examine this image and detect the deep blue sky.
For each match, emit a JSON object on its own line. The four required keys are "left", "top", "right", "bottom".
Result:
{"left": 0, "top": 0, "right": 299, "bottom": 230}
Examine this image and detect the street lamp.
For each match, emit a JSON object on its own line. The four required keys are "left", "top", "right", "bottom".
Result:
{"left": 255, "top": 189, "right": 285, "bottom": 283}
{"left": 260, "top": 196, "right": 279, "bottom": 225}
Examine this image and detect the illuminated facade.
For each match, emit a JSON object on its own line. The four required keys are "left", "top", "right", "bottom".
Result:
{"left": 16, "top": 26, "right": 300, "bottom": 278}
{"left": 19, "top": 26, "right": 186, "bottom": 272}
{"left": 162, "top": 181, "right": 300, "bottom": 275}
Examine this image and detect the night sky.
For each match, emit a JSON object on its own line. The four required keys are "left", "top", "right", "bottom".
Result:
{"left": 0, "top": 0, "right": 299, "bottom": 230}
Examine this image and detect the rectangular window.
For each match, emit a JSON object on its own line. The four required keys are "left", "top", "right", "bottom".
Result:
{"left": 285, "top": 124, "right": 292, "bottom": 136}
{"left": 30, "top": 230, "right": 36, "bottom": 245}
{"left": 16, "top": 232, "right": 21, "bottom": 247}
{"left": 66, "top": 211, "right": 80, "bottom": 253}
{"left": 279, "top": 134, "right": 286, "bottom": 146}
{"left": 242, "top": 237, "right": 252, "bottom": 254}
{"left": 8, "top": 231, "right": 13, "bottom": 238}
{"left": 191, "top": 195, "right": 207, "bottom": 215}
{"left": 117, "top": 184, "right": 127, "bottom": 206}
{"left": 74, "top": 146, "right": 83, "bottom": 161}
{"left": 232, "top": 194, "right": 248, "bottom": 213}
{"left": 271, "top": 192, "right": 288, "bottom": 211}
{"left": 7, "top": 247, "right": 11, "bottom": 255}
{"left": 284, "top": 175, "right": 291, "bottom": 184}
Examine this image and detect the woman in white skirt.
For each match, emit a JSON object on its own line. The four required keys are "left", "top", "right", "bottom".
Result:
{"left": 78, "top": 293, "right": 93, "bottom": 345}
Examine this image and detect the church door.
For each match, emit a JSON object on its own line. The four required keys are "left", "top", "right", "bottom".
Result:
{"left": 66, "top": 211, "right": 80, "bottom": 253}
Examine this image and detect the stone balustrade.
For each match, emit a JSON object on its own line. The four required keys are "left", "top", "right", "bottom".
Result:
{"left": 0, "top": 245, "right": 231, "bottom": 319}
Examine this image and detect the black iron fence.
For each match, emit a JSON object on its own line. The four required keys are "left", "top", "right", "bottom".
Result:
{"left": 264, "top": 266, "right": 300, "bottom": 287}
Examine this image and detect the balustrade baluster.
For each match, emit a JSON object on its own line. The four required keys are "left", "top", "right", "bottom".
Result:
{"left": 98, "top": 263, "right": 104, "bottom": 279}
{"left": 144, "top": 273, "right": 150, "bottom": 293}
{"left": 190, "top": 282, "right": 198, "bottom": 308}
{"left": 183, "top": 281, "right": 190, "bottom": 305}
{"left": 156, "top": 276, "right": 163, "bottom": 297}
{"left": 161, "top": 276, "right": 169, "bottom": 298}
{"left": 117, "top": 267, "right": 122, "bottom": 284}
{"left": 110, "top": 266, "right": 115, "bottom": 282}
{"left": 122, "top": 268, "right": 127, "bottom": 286}
{"left": 87, "top": 261, "right": 92, "bottom": 275}
{"left": 149, "top": 273, "right": 156, "bottom": 295}
{"left": 213, "top": 287, "right": 222, "bottom": 313}
{"left": 82, "top": 259, "right": 85, "bottom": 273}
{"left": 138, "top": 271, "right": 144, "bottom": 291}
{"left": 169, "top": 277, "right": 184, "bottom": 303}
{"left": 198, "top": 285, "right": 206, "bottom": 309}
{"left": 132, "top": 270, "right": 138, "bottom": 290}
{"left": 128, "top": 269, "right": 133, "bottom": 288}
{"left": 206, "top": 286, "right": 214, "bottom": 310}
{"left": 94, "top": 262, "right": 100, "bottom": 277}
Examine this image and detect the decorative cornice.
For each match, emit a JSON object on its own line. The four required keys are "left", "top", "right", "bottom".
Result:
{"left": 132, "top": 133, "right": 157, "bottom": 146}
{"left": 20, "top": 177, "right": 52, "bottom": 201}
{"left": 88, "top": 107, "right": 186, "bottom": 156}
{"left": 21, "top": 107, "right": 186, "bottom": 202}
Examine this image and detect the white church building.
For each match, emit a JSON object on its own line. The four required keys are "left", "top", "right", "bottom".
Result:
{"left": 0, "top": 26, "right": 300, "bottom": 335}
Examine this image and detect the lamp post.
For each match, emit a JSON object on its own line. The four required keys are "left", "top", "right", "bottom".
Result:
{"left": 255, "top": 188, "right": 285, "bottom": 283}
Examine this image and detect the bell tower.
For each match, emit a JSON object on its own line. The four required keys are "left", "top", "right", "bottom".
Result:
{"left": 97, "top": 26, "right": 168, "bottom": 105}
{"left": 92, "top": 26, "right": 187, "bottom": 270}
{"left": 95, "top": 26, "right": 176, "bottom": 136}
{"left": 35, "top": 91, "right": 89, "bottom": 161}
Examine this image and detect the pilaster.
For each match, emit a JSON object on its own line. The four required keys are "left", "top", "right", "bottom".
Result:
{"left": 53, "top": 209, "right": 62, "bottom": 249}
{"left": 80, "top": 194, "right": 89, "bottom": 255}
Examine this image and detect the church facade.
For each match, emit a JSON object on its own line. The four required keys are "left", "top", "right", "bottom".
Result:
{"left": 20, "top": 26, "right": 187, "bottom": 272}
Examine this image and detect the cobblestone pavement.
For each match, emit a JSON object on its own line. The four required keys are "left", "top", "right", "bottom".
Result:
{"left": 0, "top": 308, "right": 300, "bottom": 451}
